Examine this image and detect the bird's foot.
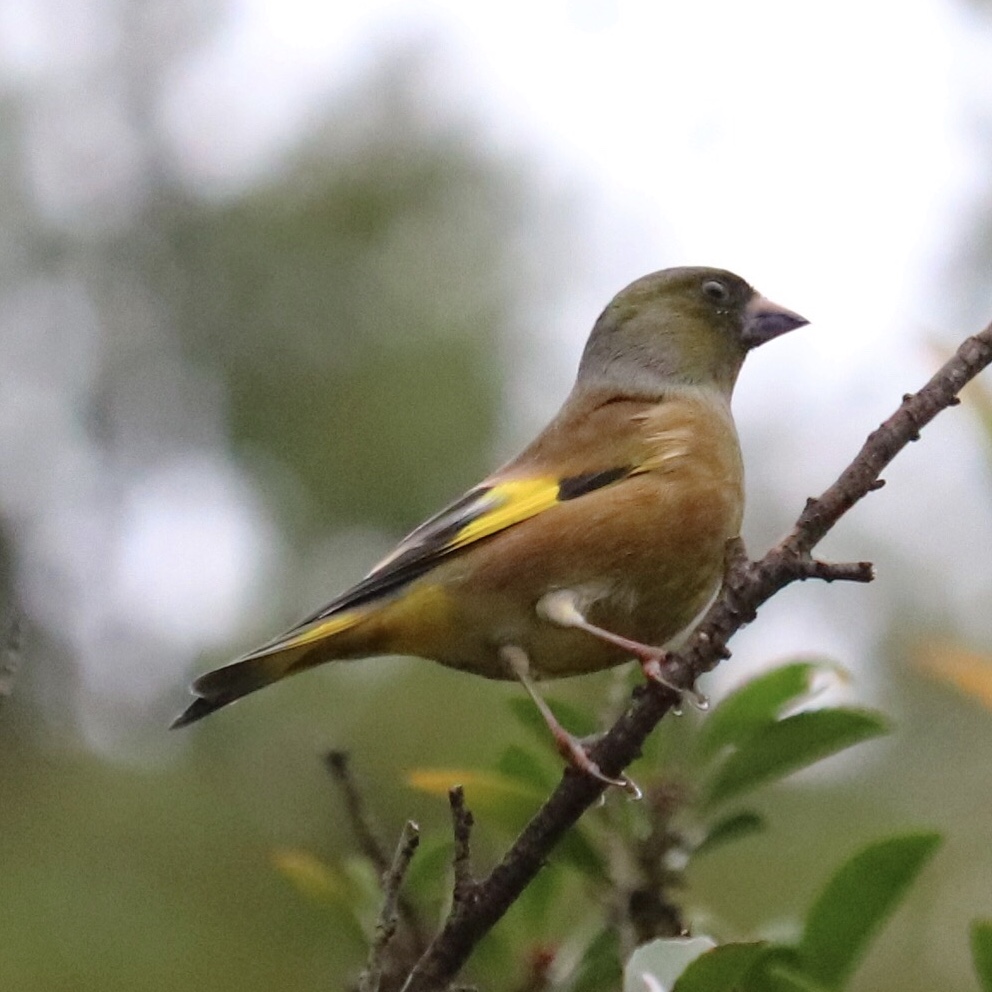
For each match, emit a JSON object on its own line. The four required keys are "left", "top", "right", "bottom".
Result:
{"left": 501, "top": 643, "right": 640, "bottom": 798}
{"left": 551, "top": 727, "right": 642, "bottom": 798}
{"left": 537, "top": 590, "right": 708, "bottom": 712}
{"left": 639, "top": 651, "right": 709, "bottom": 712}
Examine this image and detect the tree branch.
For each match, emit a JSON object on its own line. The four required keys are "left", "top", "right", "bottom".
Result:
{"left": 400, "top": 320, "right": 992, "bottom": 992}
{"left": 325, "top": 751, "right": 431, "bottom": 963}
{"left": 448, "top": 786, "right": 476, "bottom": 907}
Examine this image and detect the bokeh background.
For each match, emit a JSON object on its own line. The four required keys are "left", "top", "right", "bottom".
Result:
{"left": 3, "top": 1, "right": 992, "bottom": 989}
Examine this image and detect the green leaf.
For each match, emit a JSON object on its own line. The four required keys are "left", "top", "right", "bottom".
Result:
{"left": 623, "top": 936, "right": 716, "bottom": 992}
{"left": 693, "top": 811, "right": 766, "bottom": 857}
{"left": 672, "top": 942, "right": 768, "bottom": 991}
{"left": 705, "top": 708, "right": 888, "bottom": 806}
{"left": 507, "top": 695, "right": 600, "bottom": 742}
{"left": 339, "top": 854, "right": 392, "bottom": 936}
{"left": 971, "top": 920, "right": 992, "bottom": 991}
{"left": 738, "top": 947, "right": 811, "bottom": 992}
{"left": 271, "top": 847, "right": 353, "bottom": 905}
{"left": 573, "top": 927, "right": 623, "bottom": 992}
{"left": 511, "top": 858, "right": 560, "bottom": 929}
{"left": 798, "top": 832, "right": 942, "bottom": 989}
{"left": 696, "top": 662, "right": 838, "bottom": 760}
{"left": 403, "top": 837, "right": 452, "bottom": 904}
{"left": 557, "top": 824, "right": 607, "bottom": 880}
{"left": 496, "top": 744, "right": 556, "bottom": 791}
{"left": 757, "top": 965, "right": 831, "bottom": 992}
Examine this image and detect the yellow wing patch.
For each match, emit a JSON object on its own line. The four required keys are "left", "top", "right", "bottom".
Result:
{"left": 449, "top": 477, "right": 562, "bottom": 549}
{"left": 278, "top": 465, "right": 640, "bottom": 630}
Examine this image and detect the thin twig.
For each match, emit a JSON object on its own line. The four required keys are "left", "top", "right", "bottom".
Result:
{"left": 325, "top": 751, "right": 430, "bottom": 956}
{"left": 325, "top": 750, "right": 392, "bottom": 873}
{"left": 359, "top": 820, "right": 421, "bottom": 992}
{"left": 0, "top": 613, "right": 22, "bottom": 712}
{"left": 400, "top": 320, "right": 992, "bottom": 992}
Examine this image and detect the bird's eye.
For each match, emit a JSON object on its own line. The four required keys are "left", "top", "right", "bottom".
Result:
{"left": 702, "top": 279, "right": 730, "bottom": 303}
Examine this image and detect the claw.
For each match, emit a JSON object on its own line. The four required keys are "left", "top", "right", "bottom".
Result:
{"left": 552, "top": 729, "right": 630, "bottom": 790}
{"left": 641, "top": 654, "right": 709, "bottom": 711}
{"left": 501, "top": 643, "right": 639, "bottom": 795}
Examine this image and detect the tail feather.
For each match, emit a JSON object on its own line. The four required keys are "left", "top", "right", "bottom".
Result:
{"left": 171, "top": 649, "right": 307, "bottom": 728}
{"left": 170, "top": 694, "right": 227, "bottom": 729}
{"left": 171, "top": 609, "right": 370, "bottom": 729}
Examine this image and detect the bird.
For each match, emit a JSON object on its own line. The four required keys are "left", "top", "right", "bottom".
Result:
{"left": 172, "top": 266, "right": 807, "bottom": 787}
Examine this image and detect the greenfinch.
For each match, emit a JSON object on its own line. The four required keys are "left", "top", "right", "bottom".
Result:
{"left": 173, "top": 267, "right": 807, "bottom": 785}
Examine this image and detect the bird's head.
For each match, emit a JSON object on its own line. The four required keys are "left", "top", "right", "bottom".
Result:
{"left": 577, "top": 266, "right": 808, "bottom": 398}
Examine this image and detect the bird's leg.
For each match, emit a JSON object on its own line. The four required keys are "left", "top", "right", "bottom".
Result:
{"left": 500, "top": 645, "right": 639, "bottom": 796}
{"left": 537, "top": 589, "right": 707, "bottom": 709}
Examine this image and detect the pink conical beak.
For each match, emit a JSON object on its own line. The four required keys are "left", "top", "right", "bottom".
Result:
{"left": 742, "top": 293, "right": 809, "bottom": 349}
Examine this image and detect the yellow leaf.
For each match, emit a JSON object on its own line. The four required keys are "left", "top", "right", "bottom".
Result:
{"left": 915, "top": 641, "right": 992, "bottom": 709}
{"left": 271, "top": 847, "right": 350, "bottom": 904}
{"left": 406, "top": 768, "right": 544, "bottom": 804}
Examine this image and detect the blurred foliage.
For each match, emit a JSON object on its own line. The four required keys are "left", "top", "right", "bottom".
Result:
{"left": 972, "top": 921, "right": 992, "bottom": 992}
{"left": 168, "top": 61, "right": 527, "bottom": 534}
{"left": 0, "top": 3, "right": 565, "bottom": 990}
{"left": 642, "top": 831, "right": 942, "bottom": 991}
{"left": 360, "top": 661, "right": 894, "bottom": 990}
{"left": 274, "top": 662, "right": 943, "bottom": 991}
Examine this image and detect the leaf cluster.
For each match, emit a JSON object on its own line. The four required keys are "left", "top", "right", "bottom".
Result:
{"left": 273, "top": 661, "right": 960, "bottom": 991}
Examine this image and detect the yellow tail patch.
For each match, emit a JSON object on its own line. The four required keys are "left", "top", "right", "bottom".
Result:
{"left": 257, "top": 609, "right": 367, "bottom": 656}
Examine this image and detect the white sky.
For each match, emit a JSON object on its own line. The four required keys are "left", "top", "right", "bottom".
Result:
{"left": 163, "top": 0, "right": 992, "bottom": 454}
{"left": 169, "top": 0, "right": 985, "bottom": 324}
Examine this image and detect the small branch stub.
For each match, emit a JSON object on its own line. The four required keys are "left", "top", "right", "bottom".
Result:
{"left": 325, "top": 751, "right": 429, "bottom": 961}
{"left": 359, "top": 820, "right": 421, "bottom": 992}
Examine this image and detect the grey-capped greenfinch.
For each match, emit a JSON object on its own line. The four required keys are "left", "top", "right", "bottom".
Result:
{"left": 173, "top": 267, "right": 807, "bottom": 785}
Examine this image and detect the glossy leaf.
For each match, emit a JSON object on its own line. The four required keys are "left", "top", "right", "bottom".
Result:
{"left": 798, "top": 832, "right": 941, "bottom": 989}
{"left": 696, "top": 662, "right": 838, "bottom": 760}
{"left": 693, "top": 811, "right": 766, "bottom": 857}
{"left": 705, "top": 709, "right": 888, "bottom": 806}
{"left": 672, "top": 941, "right": 768, "bottom": 991}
